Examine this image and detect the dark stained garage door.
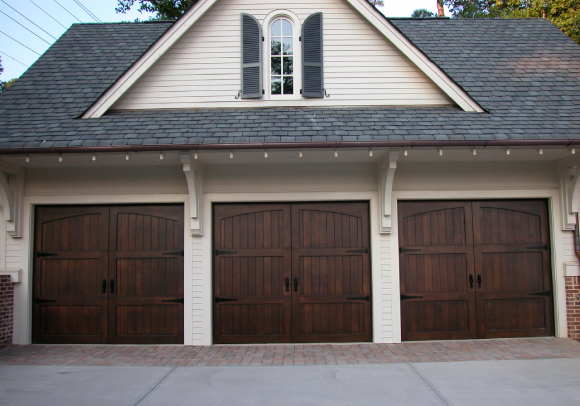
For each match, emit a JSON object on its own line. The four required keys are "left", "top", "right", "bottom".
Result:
{"left": 213, "top": 202, "right": 371, "bottom": 344}
{"left": 398, "top": 200, "right": 554, "bottom": 341}
{"left": 33, "top": 205, "right": 184, "bottom": 344}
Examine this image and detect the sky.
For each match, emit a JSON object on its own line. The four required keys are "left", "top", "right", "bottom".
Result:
{"left": 0, "top": 0, "right": 448, "bottom": 81}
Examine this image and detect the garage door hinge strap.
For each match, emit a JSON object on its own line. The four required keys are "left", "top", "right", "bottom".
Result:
{"left": 215, "top": 250, "right": 237, "bottom": 255}
{"left": 399, "top": 248, "right": 421, "bottom": 253}
{"left": 401, "top": 294, "right": 423, "bottom": 300}
{"left": 215, "top": 297, "right": 238, "bottom": 303}
{"left": 526, "top": 245, "right": 548, "bottom": 250}
{"left": 347, "top": 296, "right": 370, "bottom": 301}
{"left": 36, "top": 252, "right": 57, "bottom": 257}
{"left": 529, "top": 291, "right": 550, "bottom": 297}
{"left": 163, "top": 250, "right": 184, "bottom": 256}
{"left": 162, "top": 298, "right": 184, "bottom": 303}
{"left": 346, "top": 248, "right": 368, "bottom": 254}
{"left": 35, "top": 298, "right": 57, "bottom": 304}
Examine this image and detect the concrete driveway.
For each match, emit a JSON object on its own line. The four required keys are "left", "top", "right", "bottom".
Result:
{"left": 1, "top": 358, "right": 579, "bottom": 406}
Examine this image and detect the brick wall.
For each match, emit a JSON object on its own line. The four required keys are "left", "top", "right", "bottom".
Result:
{"left": 566, "top": 276, "right": 580, "bottom": 341}
{"left": 0, "top": 275, "right": 14, "bottom": 348}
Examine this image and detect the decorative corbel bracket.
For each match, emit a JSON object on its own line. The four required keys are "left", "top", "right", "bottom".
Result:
{"left": 559, "top": 156, "right": 580, "bottom": 230}
{"left": 180, "top": 153, "right": 203, "bottom": 236}
{"left": 0, "top": 163, "right": 25, "bottom": 238}
{"left": 378, "top": 149, "right": 400, "bottom": 234}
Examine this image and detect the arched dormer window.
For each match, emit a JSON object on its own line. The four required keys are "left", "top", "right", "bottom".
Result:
{"left": 270, "top": 18, "right": 294, "bottom": 95}
{"left": 264, "top": 12, "right": 301, "bottom": 99}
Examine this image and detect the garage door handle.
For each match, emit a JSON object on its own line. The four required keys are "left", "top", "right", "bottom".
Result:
{"left": 469, "top": 274, "right": 474, "bottom": 289}
{"left": 477, "top": 274, "right": 482, "bottom": 289}
{"left": 102, "top": 279, "right": 107, "bottom": 294}
{"left": 110, "top": 279, "right": 115, "bottom": 294}
{"left": 285, "top": 277, "right": 290, "bottom": 292}
{"left": 293, "top": 277, "right": 299, "bottom": 293}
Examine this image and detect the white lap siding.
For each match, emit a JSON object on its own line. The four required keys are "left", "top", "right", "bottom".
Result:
{"left": 111, "top": 0, "right": 454, "bottom": 110}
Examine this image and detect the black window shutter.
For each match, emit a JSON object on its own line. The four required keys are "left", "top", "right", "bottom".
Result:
{"left": 241, "top": 13, "right": 262, "bottom": 99}
{"left": 302, "top": 12, "right": 323, "bottom": 98}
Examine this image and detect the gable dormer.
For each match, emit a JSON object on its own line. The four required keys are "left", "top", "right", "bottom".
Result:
{"left": 84, "top": 0, "right": 482, "bottom": 116}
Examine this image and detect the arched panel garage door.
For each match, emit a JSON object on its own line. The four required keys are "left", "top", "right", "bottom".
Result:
{"left": 213, "top": 202, "right": 372, "bottom": 344}
{"left": 33, "top": 205, "right": 184, "bottom": 344}
{"left": 398, "top": 200, "right": 554, "bottom": 341}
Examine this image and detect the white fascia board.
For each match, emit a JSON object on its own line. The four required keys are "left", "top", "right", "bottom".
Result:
{"left": 82, "top": 0, "right": 219, "bottom": 119}
{"left": 345, "top": 0, "right": 484, "bottom": 113}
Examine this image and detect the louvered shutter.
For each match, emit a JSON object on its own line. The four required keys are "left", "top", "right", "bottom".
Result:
{"left": 241, "top": 13, "right": 262, "bottom": 99}
{"left": 301, "top": 12, "right": 323, "bottom": 98}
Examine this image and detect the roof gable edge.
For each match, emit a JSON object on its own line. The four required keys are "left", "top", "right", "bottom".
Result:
{"left": 345, "top": 0, "right": 483, "bottom": 112}
{"left": 82, "top": 0, "right": 218, "bottom": 118}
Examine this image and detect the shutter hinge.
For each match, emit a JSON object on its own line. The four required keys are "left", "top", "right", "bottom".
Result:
{"left": 262, "top": 89, "right": 265, "bottom": 95}
{"left": 262, "top": 36, "right": 265, "bottom": 41}
{"left": 299, "top": 36, "right": 302, "bottom": 41}
{"left": 300, "top": 89, "right": 302, "bottom": 95}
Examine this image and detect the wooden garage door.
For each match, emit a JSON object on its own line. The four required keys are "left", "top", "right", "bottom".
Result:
{"left": 33, "top": 205, "right": 184, "bottom": 344}
{"left": 213, "top": 202, "right": 371, "bottom": 344}
{"left": 398, "top": 200, "right": 553, "bottom": 341}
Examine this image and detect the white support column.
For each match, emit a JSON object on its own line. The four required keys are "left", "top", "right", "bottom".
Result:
{"left": 377, "top": 149, "right": 400, "bottom": 234}
{"left": 0, "top": 163, "right": 25, "bottom": 238}
{"left": 558, "top": 156, "right": 580, "bottom": 230}
{"left": 180, "top": 153, "right": 203, "bottom": 236}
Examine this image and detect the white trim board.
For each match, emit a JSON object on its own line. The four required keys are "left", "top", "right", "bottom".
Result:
{"left": 82, "top": 0, "right": 483, "bottom": 118}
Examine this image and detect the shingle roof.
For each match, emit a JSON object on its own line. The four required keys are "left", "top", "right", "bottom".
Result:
{"left": 0, "top": 17, "right": 579, "bottom": 150}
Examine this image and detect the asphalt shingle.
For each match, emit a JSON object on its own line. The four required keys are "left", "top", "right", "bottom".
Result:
{"left": 1, "top": 18, "right": 580, "bottom": 149}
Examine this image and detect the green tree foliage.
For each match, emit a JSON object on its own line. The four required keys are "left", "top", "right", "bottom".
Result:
{"left": 411, "top": 8, "right": 437, "bottom": 17}
{"left": 0, "top": 78, "right": 17, "bottom": 94}
{"left": 117, "top": 0, "right": 385, "bottom": 20}
{"left": 116, "top": 0, "right": 198, "bottom": 20}
{"left": 445, "top": 0, "right": 580, "bottom": 44}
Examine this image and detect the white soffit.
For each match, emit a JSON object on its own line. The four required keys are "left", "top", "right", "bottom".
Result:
{"left": 82, "top": 0, "right": 483, "bottom": 118}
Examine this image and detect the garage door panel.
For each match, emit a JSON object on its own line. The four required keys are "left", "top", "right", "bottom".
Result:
{"left": 404, "top": 300, "right": 471, "bottom": 337}
{"left": 299, "top": 302, "right": 366, "bottom": 335}
{"left": 479, "top": 251, "right": 547, "bottom": 292}
{"left": 473, "top": 201, "right": 547, "bottom": 245}
{"left": 115, "top": 258, "right": 182, "bottom": 298}
{"left": 213, "top": 204, "right": 292, "bottom": 343}
{"left": 402, "top": 253, "right": 471, "bottom": 294}
{"left": 399, "top": 201, "right": 473, "bottom": 247}
{"left": 298, "top": 255, "right": 365, "bottom": 296}
{"left": 37, "top": 305, "right": 103, "bottom": 339}
{"left": 480, "top": 298, "right": 550, "bottom": 336}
